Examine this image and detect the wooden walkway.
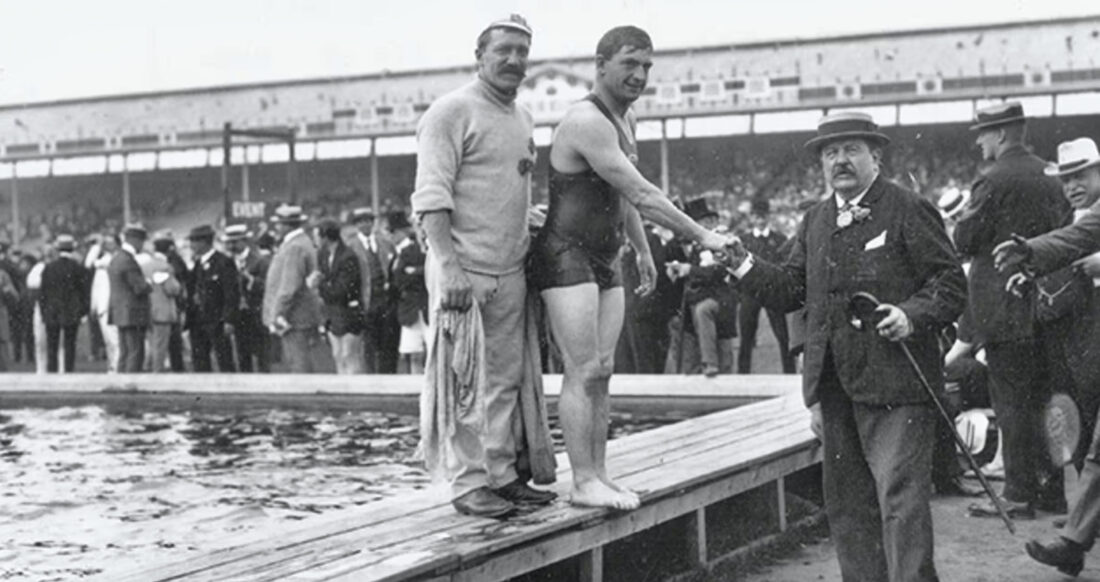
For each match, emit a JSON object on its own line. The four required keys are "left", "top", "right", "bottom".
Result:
{"left": 108, "top": 380, "right": 820, "bottom": 582}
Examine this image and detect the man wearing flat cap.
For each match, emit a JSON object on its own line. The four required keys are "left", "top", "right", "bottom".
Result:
{"left": 725, "top": 112, "right": 966, "bottom": 581}
{"left": 185, "top": 224, "right": 240, "bottom": 372}
{"left": 412, "top": 14, "right": 557, "bottom": 518}
{"left": 989, "top": 138, "right": 1100, "bottom": 574}
{"left": 109, "top": 223, "right": 153, "bottom": 372}
{"left": 955, "top": 101, "right": 1071, "bottom": 519}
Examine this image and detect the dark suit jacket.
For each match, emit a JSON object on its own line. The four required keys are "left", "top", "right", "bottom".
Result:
{"left": 187, "top": 251, "right": 240, "bottom": 328}
{"left": 236, "top": 248, "right": 271, "bottom": 313}
{"left": 318, "top": 241, "right": 364, "bottom": 336}
{"left": 739, "top": 176, "right": 967, "bottom": 406}
{"left": 108, "top": 249, "right": 151, "bottom": 328}
{"left": 742, "top": 229, "right": 788, "bottom": 262}
{"left": 954, "top": 145, "right": 1070, "bottom": 344}
{"left": 391, "top": 237, "right": 427, "bottom": 327}
{"left": 1025, "top": 207, "right": 1100, "bottom": 273}
{"left": 40, "top": 255, "right": 89, "bottom": 327}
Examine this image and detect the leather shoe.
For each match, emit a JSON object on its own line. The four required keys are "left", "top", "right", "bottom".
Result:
{"left": 452, "top": 487, "right": 517, "bottom": 519}
{"left": 493, "top": 479, "right": 558, "bottom": 506}
{"left": 934, "top": 476, "right": 985, "bottom": 497}
{"left": 968, "top": 497, "right": 1035, "bottom": 520}
{"left": 1026, "top": 537, "right": 1085, "bottom": 576}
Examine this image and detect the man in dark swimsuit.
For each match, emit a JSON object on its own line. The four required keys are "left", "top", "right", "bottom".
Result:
{"left": 533, "top": 25, "right": 730, "bottom": 511}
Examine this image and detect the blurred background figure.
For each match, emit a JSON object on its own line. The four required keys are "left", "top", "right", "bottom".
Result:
{"left": 314, "top": 218, "right": 365, "bottom": 374}
{"left": 144, "top": 232, "right": 183, "bottom": 373}
{"left": 40, "top": 234, "right": 87, "bottom": 373}
{"left": 389, "top": 212, "right": 427, "bottom": 374}
{"left": 737, "top": 198, "right": 795, "bottom": 374}
{"left": 224, "top": 224, "right": 271, "bottom": 373}
{"left": 87, "top": 233, "right": 120, "bottom": 373}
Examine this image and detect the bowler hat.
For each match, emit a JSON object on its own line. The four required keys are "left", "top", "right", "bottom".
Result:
{"left": 272, "top": 203, "right": 308, "bottom": 224}
{"left": 349, "top": 207, "right": 375, "bottom": 224}
{"left": 54, "top": 234, "right": 76, "bottom": 252}
{"left": 750, "top": 197, "right": 771, "bottom": 217}
{"left": 969, "top": 101, "right": 1026, "bottom": 131}
{"left": 152, "top": 229, "right": 174, "bottom": 242}
{"left": 1044, "top": 138, "right": 1100, "bottom": 177}
{"left": 804, "top": 112, "right": 891, "bottom": 153}
{"left": 122, "top": 223, "right": 148, "bottom": 238}
{"left": 684, "top": 198, "right": 718, "bottom": 221}
{"left": 187, "top": 224, "right": 217, "bottom": 240}
{"left": 222, "top": 223, "right": 251, "bottom": 242}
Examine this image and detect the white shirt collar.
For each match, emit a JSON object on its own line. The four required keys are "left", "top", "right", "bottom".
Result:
{"left": 236, "top": 247, "right": 251, "bottom": 262}
{"left": 834, "top": 177, "right": 876, "bottom": 209}
{"left": 121, "top": 242, "right": 139, "bottom": 256}
{"left": 199, "top": 248, "right": 216, "bottom": 265}
{"left": 752, "top": 227, "right": 771, "bottom": 238}
{"left": 284, "top": 228, "right": 305, "bottom": 244}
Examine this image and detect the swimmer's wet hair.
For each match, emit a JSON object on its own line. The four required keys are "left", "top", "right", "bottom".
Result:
{"left": 596, "top": 26, "right": 652, "bottom": 61}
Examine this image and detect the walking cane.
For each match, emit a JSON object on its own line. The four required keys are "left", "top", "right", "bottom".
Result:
{"left": 675, "top": 289, "right": 689, "bottom": 374}
{"left": 848, "top": 292, "right": 1016, "bottom": 535}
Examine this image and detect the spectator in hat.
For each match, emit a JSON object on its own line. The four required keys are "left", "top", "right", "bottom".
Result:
{"left": 154, "top": 231, "right": 190, "bottom": 373}
{"left": 313, "top": 218, "right": 365, "bottom": 374}
{"left": 185, "top": 224, "right": 240, "bottom": 373}
{"left": 0, "top": 252, "right": 16, "bottom": 372}
{"left": 13, "top": 253, "right": 37, "bottom": 366}
{"left": 955, "top": 101, "right": 1071, "bottom": 520}
{"left": 144, "top": 233, "right": 183, "bottom": 373}
{"left": 0, "top": 242, "right": 28, "bottom": 366}
{"left": 224, "top": 224, "right": 271, "bottom": 373}
{"left": 39, "top": 234, "right": 88, "bottom": 373}
{"left": 725, "top": 111, "right": 966, "bottom": 581}
{"left": 737, "top": 198, "right": 796, "bottom": 374}
{"left": 263, "top": 204, "right": 326, "bottom": 373}
{"left": 347, "top": 207, "right": 397, "bottom": 373}
{"left": 109, "top": 223, "right": 152, "bottom": 373}
{"left": 989, "top": 137, "right": 1100, "bottom": 575}
{"left": 388, "top": 211, "right": 428, "bottom": 374}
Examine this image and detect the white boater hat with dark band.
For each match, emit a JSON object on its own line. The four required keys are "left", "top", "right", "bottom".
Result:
{"left": 1044, "top": 138, "right": 1100, "bottom": 178}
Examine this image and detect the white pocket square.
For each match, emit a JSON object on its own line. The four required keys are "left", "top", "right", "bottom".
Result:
{"left": 864, "top": 231, "right": 887, "bottom": 250}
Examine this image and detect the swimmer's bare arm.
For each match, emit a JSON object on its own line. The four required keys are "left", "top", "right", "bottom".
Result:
{"left": 623, "top": 204, "right": 656, "bottom": 296}
{"left": 556, "top": 107, "right": 727, "bottom": 251}
{"left": 419, "top": 211, "right": 473, "bottom": 311}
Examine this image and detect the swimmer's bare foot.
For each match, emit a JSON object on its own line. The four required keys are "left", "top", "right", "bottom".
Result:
{"left": 570, "top": 479, "right": 641, "bottom": 511}
{"left": 598, "top": 474, "right": 640, "bottom": 505}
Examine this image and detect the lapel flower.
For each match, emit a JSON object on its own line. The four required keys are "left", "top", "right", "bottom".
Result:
{"left": 837, "top": 204, "right": 872, "bottom": 228}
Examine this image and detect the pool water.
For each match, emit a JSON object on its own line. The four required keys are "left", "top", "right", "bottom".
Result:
{"left": 1, "top": 405, "right": 694, "bottom": 581}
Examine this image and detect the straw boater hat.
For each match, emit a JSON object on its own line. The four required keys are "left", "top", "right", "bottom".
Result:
{"left": 221, "top": 224, "right": 251, "bottom": 242}
{"left": 803, "top": 112, "right": 891, "bottom": 153}
{"left": 54, "top": 234, "right": 76, "bottom": 252}
{"left": 271, "top": 204, "right": 308, "bottom": 224}
{"left": 349, "top": 207, "right": 375, "bottom": 224}
{"left": 1044, "top": 138, "right": 1100, "bottom": 178}
{"left": 936, "top": 187, "right": 971, "bottom": 220}
{"left": 969, "top": 101, "right": 1026, "bottom": 132}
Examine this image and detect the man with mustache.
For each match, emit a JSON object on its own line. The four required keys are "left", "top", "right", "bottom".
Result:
{"left": 955, "top": 102, "right": 1071, "bottom": 520}
{"left": 723, "top": 112, "right": 966, "bottom": 581}
{"left": 411, "top": 14, "right": 556, "bottom": 518}
{"left": 529, "top": 26, "right": 730, "bottom": 510}
{"left": 989, "top": 138, "right": 1100, "bottom": 575}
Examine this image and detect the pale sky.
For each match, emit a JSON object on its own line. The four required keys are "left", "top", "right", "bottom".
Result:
{"left": 1, "top": 0, "right": 1097, "bottom": 106}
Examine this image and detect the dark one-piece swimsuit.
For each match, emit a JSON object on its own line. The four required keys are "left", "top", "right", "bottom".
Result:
{"left": 531, "top": 94, "right": 639, "bottom": 291}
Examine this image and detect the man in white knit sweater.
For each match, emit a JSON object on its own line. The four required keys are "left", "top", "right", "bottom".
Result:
{"left": 411, "top": 14, "right": 556, "bottom": 518}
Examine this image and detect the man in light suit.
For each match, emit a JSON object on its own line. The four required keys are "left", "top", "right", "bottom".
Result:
{"left": 108, "top": 223, "right": 152, "bottom": 373}
{"left": 992, "top": 138, "right": 1100, "bottom": 575}
{"left": 263, "top": 204, "right": 325, "bottom": 373}
{"left": 726, "top": 112, "right": 967, "bottom": 581}
{"left": 40, "top": 234, "right": 89, "bottom": 373}
{"left": 144, "top": 234, "right": 183, "bottom": 373}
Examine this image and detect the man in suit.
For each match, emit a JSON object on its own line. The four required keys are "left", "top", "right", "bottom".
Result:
{"left": 185, "top": 224, "right": 239, "bottom": 372}
{"left": 388, "top": 211, "right": 428, "bottom": 374}
{"left": 347, "top": 207, "right": 396, "bottom": 373}
{"left": 990, "top": 138, "right": 1100, "bottom": 575}
{"left": 313, "top": 218, "right": 365, "bottom": 374}
{"left": 726, "top": 112, "right": 967, "bottom": 581}
{"left": 737, "top": 198, "right": 796, "bottom": 374}
{"left": 955, "top": 102, "right": 1072, "bottom": 519}
{"left": 108, "top": 223, "right": 152, "bottom": 373}
{"left": 224, "top": 224, "right": 271, "bottom": 373}
{"left": 40, "top": 234, "right": 88, "bottom": 373}
{"left": 263, "top": 204, "right": 325, "bottom": 373}
{"left": 145, "top": 234, "right": 183, "bottom": 373}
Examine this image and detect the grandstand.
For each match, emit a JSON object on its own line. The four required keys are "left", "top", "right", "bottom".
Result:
{"left": 2, "top": 15, "right": 1099, "bottom": 248}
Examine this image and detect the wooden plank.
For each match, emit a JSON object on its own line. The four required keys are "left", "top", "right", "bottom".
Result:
{"left": 686, "top": 508, "right": 708, "bottom": 567}
{"left": 777, "top": 476, "right": 788, "bottom": 532}
{"left": 578, "top": 546, "right": 603, "bottom": 582}
{"left": 441, "top": 443, "right": 821, "bottom": 582}
{"left": 113, "top": 390, "right": 810, "bottom": 581}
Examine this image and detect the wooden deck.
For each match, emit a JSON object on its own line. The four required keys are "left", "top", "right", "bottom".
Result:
{"left": 107, "top": 380, "right": 820, "bottom": 582}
